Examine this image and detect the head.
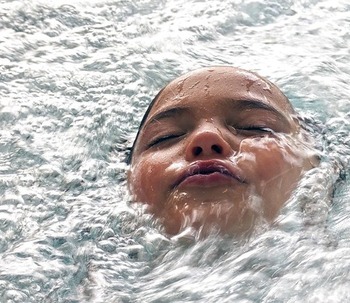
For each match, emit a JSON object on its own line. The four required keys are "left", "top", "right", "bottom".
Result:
{"left": 127, "top": 66, "right": 317, "bottom": 237}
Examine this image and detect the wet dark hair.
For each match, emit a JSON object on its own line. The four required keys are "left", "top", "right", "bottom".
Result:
{"left": 126, "top": 87, "right": 165, "bottom": 165}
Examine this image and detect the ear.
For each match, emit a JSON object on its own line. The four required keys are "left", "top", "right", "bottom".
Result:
{"left": 293, "top": 113, "right": 323, "bottom": 170}
{"left": 308, "top": 152, "right": 321, "bottom": 169}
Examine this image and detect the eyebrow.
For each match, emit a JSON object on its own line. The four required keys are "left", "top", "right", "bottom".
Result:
{"left": 232, "top": 99, "right": 291, "bottom": 124}
{"left": 146, "top": 107, "right": 190, "bottom": 127}
{"left": 145, "top": 98, "right": 291, "bottom": 128}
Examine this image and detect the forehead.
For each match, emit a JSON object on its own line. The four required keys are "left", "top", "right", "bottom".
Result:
{"left": 148, "top": 67, "right": 294, "bottom": 118}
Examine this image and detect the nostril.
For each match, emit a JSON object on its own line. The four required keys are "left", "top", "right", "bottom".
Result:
{"left": 212, "top": 144, "right": 222, "bottom": 154}
{"left": 193, "top": 146, "right": 202, "bottom": 156}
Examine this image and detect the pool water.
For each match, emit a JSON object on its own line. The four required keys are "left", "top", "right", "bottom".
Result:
{"left": 0, "top": 0, "right": 350, "bottom": 302}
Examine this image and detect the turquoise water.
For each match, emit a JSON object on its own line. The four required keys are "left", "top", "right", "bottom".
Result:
{"left": 0, "top": 0, "right": 350, "bottom": 302}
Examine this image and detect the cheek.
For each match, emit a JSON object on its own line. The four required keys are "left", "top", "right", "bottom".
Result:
{"left": 238, "top": 137, "right": 307, "bottom": 219}
{"left": 129, "top": 159, "right": 161, "bottom": 205}
{"left": 239, "top": 137, "right": 305, "bottom": 186}
{"left": 129, "top": 150, "right": 179, "bottom": 206}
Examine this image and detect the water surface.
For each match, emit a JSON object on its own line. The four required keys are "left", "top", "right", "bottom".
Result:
{"left": 0, "top": 0, "right": 350, "bottom": 302}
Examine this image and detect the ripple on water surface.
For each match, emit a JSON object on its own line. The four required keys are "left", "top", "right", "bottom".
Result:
{"left": 0, "top": 0, "right": 350, "bottom": 302}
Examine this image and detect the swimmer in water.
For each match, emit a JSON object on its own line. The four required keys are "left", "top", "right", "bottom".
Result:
{"left": 127, "top": 66, "right": 318, "bottom": 238}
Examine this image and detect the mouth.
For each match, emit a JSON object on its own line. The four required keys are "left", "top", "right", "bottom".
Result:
{"left": 173, "top": 160, "right": 245, "bottom": 188}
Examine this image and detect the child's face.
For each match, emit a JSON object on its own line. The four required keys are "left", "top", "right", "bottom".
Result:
{"left": 128, "top": 67, "right": 315, "bottom": 237}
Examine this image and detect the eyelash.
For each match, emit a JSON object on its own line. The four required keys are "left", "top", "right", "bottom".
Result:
{"left": 148, "top": 125, "right": 274, "bottom": 148}
{"left": 242, "top": 126, "right": 272, "bottom": 131}
{"left": 235, "top": 125, "right": 274, "bottom": 134}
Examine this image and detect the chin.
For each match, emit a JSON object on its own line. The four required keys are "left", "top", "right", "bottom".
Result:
{"left": 164, "top": 216, "right": 260, "bottom": 240}
{"left": 155, "top": 198, "right": 262, "bottom": 239}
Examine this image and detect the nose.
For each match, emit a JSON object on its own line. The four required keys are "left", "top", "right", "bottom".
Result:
{"left": 185, "top": 123, "right": 234, "bottom": 160}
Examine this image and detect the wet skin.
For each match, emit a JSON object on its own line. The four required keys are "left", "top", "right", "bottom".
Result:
{"left": 128, "top": 66, "right": 315, "bottom": 237}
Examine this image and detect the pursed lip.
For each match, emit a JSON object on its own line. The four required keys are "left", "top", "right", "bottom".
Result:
{"left": 173, "top": 159, "right": 246, "bottom": 189}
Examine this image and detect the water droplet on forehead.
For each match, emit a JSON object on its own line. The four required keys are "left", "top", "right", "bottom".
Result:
{"left": 262, "top": 81, "right": 272, "bottom": 92}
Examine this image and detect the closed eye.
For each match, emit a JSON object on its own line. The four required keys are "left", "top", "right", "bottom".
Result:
{"left": 236, "top": 126, "right": 274, "bottom": 135}
{"left": 240, "top": 126, "right": 273, "bottom": 132}
{"left": 148, "top": 134, "right": 183, "bottom": 148}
